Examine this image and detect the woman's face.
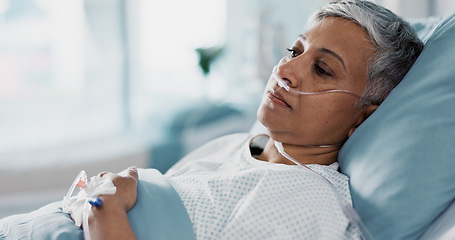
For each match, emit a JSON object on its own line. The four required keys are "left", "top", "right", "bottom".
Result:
{"left": 257, "top": 17, "right": 377, "bottom": 146}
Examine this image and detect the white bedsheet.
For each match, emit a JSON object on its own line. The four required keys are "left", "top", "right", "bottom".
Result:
{"left": 165, "top": 133, "right": 360, "bottom": 239}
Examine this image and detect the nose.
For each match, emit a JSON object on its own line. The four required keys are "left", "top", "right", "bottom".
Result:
{"left": 275, "top": 56, "right": 304, "bottom": 90}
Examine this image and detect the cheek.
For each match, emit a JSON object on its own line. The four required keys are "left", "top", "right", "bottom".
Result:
{"left": 321, "top": 102, "right": 360, "bottom": 134}
{"left": 296, "top": 98, "right": 358, "bottom": 130}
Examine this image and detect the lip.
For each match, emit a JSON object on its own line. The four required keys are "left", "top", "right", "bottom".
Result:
{"left": 268, "top": 90, "right": 292, "bottom": 109}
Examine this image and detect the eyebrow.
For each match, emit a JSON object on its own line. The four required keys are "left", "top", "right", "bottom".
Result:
{"left": 298, "top": 34, "right": 346, "bottom": 70}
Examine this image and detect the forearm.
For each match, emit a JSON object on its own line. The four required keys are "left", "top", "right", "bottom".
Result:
{"left": 88, "top": 197, "right": 137, "bottom": 240}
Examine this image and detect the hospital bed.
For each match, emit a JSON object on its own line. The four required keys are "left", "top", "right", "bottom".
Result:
{"left": 338, "top": 12, "right": 455, "bottom": 240}
{"left": 1, "top": 11, "right": 455, "bottom": 240}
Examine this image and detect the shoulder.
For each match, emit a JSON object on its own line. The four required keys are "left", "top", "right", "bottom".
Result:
{"left": 165, "top": 133, "right": 252, "bottom": 175}
{"left": 185, "top": 133, "right": 251, "bottom": 159}
{"left": 306, "top": 164, "right": 352, "bottom": 204}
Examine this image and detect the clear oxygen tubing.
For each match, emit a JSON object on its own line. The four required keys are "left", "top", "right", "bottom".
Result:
{"left": 274, "top": 141, "right": 374, "bottom": 240}
{"left": 270, "top": 65, "right": 374, "bottom": 149}
{"left": 270, "top": 65, "right": 350, "bottom": 149}
{"left": 271, "top": 66, "right": 374, "bottom": 105}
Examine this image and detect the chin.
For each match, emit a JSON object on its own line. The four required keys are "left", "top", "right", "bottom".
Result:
{"left": 257, "top": 105, "right": 270, "bottom": 128}
{"left": 257, "top": 112, "right": 282, "bottom": 137}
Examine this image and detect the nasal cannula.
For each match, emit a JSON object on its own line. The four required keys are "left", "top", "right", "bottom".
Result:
{"left": 272, "top": 65, "right": 374, "bottom": 239}
{"left": 274, "top": 141, "right": 374, "bottom": 239}
{"left": 271, "top": 66, "right": 374, "bottom": 105}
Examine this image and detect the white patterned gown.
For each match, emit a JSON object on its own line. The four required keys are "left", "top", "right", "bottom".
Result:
{"left": 165, "top": 133, "right": 360, "bottom": 240}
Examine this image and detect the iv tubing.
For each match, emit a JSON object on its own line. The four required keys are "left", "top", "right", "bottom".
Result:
{"left": 64, "top": 170, "right": 92, "bottom": 240}
{"left": 64, "top": 171, "right": 113, "bottom": 240}
{"left": 65, "top": 170, "right": 87, "bottom": 201}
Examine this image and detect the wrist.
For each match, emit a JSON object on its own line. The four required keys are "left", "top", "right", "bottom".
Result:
{"left": 88, "top": 196, "right": 127, "bottom": 222}
{"left": 87, "top": 196, "right": 136, "bottom": 240}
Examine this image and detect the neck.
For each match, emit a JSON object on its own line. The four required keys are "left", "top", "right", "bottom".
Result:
{"left": 258, "top": 138, "right": 341, "bottom": 165}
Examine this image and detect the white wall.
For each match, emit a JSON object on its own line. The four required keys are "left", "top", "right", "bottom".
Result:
{"left": 435, "top": 0, "right": 455, "bottom": 16}
{"left": 376, "top": 0, "right": 454, "bottom": 18}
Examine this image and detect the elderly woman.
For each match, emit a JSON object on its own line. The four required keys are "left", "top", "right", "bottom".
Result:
{"left": 86, "top": 1, "right": 423, "bottom": 239}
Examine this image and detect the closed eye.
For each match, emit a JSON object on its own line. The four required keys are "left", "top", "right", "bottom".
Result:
{"left": 314, "top": 64, "right": 332, "bottom": 77}
{"left": 287, "top": 47, "right": 335, "bottom": 78}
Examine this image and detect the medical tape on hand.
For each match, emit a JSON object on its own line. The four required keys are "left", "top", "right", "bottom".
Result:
{"left": 62, "top": 170, "right": 117, "bottom": 240}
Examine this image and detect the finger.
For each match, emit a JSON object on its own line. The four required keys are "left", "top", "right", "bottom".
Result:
{"left": 126, "top": 166, "right": 138, "bottom": 181}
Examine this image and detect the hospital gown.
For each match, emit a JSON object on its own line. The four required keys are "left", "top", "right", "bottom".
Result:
{"left": 165, "top": 133, "right": 361, "bottom": 240}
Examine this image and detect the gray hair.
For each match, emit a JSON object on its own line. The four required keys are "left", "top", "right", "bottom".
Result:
{"left": 308, "top": 0, "right": 424, "bottom": 106}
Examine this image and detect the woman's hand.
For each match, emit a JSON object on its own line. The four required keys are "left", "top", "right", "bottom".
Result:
{"left": 88, "top": 166, "right": 139, "bottom": 240}
{"left": 99, "top": 166, "right": 139, "bottom": 212}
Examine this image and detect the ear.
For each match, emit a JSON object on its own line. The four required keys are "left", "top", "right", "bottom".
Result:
{"left": 348, "top": 104, "right": 379, "bottom": 138}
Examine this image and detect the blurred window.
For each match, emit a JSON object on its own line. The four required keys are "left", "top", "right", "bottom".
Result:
{"left": 0, "top": 0, "right": 124, "bottom": 154}
{"left": 0, "top": 0, "right": 227, "bottom": 163}
{"left": 130, "top": 0, "right": 226, "bottom": 128}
